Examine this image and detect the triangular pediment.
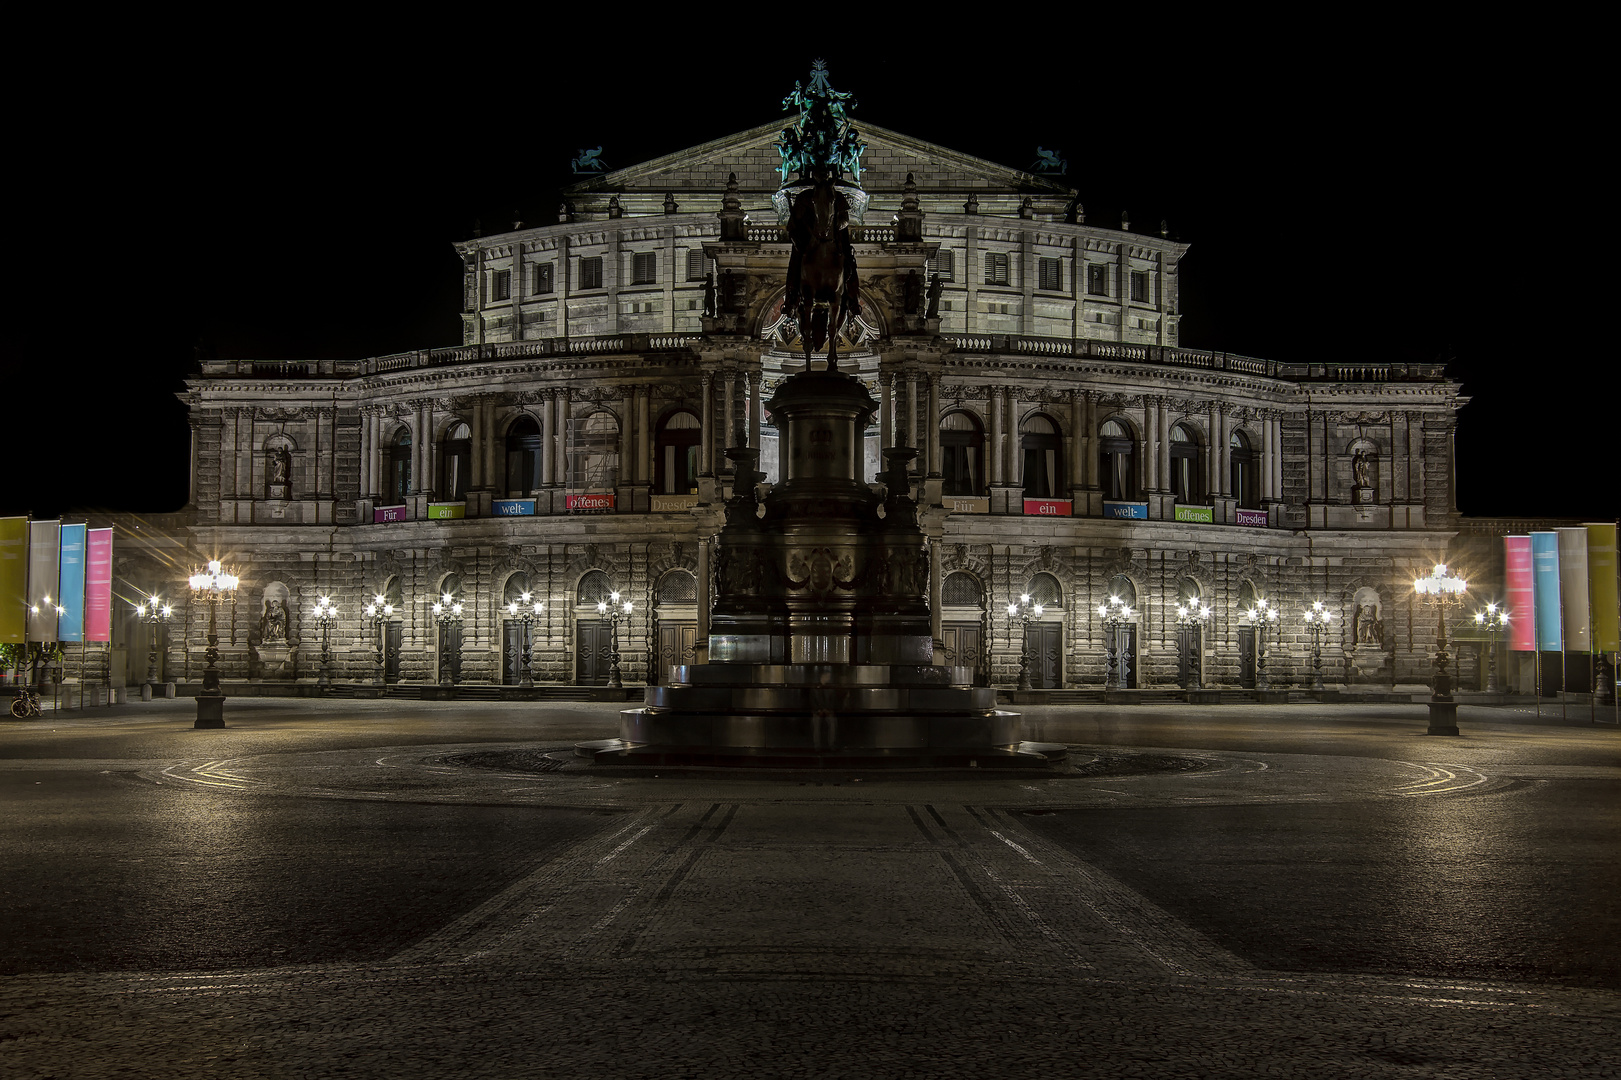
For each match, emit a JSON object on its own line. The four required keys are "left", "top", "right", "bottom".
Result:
{"left": 564, "top": 120, "right": 1073, "bottom": 197}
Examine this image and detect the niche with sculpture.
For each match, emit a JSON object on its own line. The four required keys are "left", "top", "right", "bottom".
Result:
{"left": 1348, "top": 439, "right": 1379, "bottom": 505}
{"left": 254, "top": 581, "right": 297, "bottom": 679}
{"left": 265, "top": 435, "right": 296, "bottom": 501}
{"left": 1348, "top": 585, "right": 1387, "bottom": 680}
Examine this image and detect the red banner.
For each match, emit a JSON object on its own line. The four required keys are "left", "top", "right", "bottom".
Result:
{"left": 567, "top": 493, "right": 615, "bottom": 511}
{"left": 86, "top": 528, "right": 113, "bottom": 642}
{"left": 1023, "top": 499, "right": 1071, "bottom": 517}
{"left": 1504, "top": 535, "right": 1534, "bottom": 652}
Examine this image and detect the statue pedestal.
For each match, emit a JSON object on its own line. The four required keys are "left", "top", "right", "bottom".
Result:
{"left": 254, "top": 644, "right": 297, "bottom": 680}
{"left": 1349, "top": 646, "right": 1387, "bottom": 682}
{"left": 1352, "top": 486, "right": 1376, "bottom": 505}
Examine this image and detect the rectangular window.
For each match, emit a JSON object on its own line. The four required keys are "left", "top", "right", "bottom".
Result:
{"left": 686, "top": 249, "right": 707, "bottom": 280}
{"left": 579, "top": 256, "right": 604, "bottom": 290}
{"left": 491, "top": 269, "right": 511, "bottom": 301}
{"left": 984, "top": 251, "right": 1009, "bottom": 286}
{"left": 1130, "top": 270, "right": 1149, "bottom": 303}
{"left": 533, "top": 263, "right": 554, "bottom": 294}
{"left": 931, "top": 250, "right": 955, "bottom": 280}
{"left": 1038, "top": 257, "right": 1062, "bottom": 292}
{"left": 632, "top": 251, "right": 657, "bottom": 285}
{"left": 1087, "top": 263, "right": 1108, "bottom": 296}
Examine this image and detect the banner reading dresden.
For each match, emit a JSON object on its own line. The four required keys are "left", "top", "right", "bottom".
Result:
{"left": 0, "top": 517, "right": 26, "bottom": 644}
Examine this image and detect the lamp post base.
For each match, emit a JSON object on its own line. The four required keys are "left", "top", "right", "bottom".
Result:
{"left": 1426, "top": 698, "right": 1459, "bottom": 736}
{"left": 195, "top": 692, "right": 226, "bottom": 729}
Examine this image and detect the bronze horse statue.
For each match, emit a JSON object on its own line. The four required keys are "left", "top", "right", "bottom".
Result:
{"left": 784, "top": 168, "right": 860, "bottom": 373}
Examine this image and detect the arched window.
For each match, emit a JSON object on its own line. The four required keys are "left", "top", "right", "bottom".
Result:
{"left": 505, "top": 416, "right": 543, "bottom": 496}
{"left": 1099, "top": 418, "right": 1136, "bottom": 501}
{"left": 577, "top": 569, "right": 614, "bottom": 608}
{"left": 942, "top": 572, "right": 983, "bottom": 607}
{"left": 503, "top": 572, "right": 531, "bottom": 605}
{"left": 1108, "top": 574, "right": 1136, "bottom": 608}
{"left": 655, "top": 411, "right": 701, "bottom": 495}
{"left": 1230, "top": 430, "right": 1259, "bottom": 509}
{"left": 387, "top": 429, "right": 412, "bottom": 504}
{"left": 1027, "top": 572, "right": 1063, "bottom": 608}
{"left": 440, "top": 422, "right": 472, "bottom": 501}
{"left": 1169, "top": 423, "right": 1200, "bottom": 504}
{"left": 381, "top": 575, "right": 403, "bottom": 609}
{"left": 568, "top": 411, "right": 620, "bottom": 492}
{"left": 940, "top": 412, "right": 984, "bottom": 497}
{"left": 1238, "top": 579, "right": 1259, "bottom": 609}
{"left": 1177, "top": 578, "right": 1201, "bottom": 606}
{"left": 1020, "top": 414, "right": 1064, "bottom": 499}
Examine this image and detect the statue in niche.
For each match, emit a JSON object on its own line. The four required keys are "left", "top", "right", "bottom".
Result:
{"left": 1353, "top": 451, "right": 1372, "bottom": 489}
{"left": 268, "top": 447, "right": 291, "bottom": 487}
{"left": 1355, "top": 602, "right": 1382, "bottom": 646}
{"left": 925, "top": 273, "right": 943, "bottom": 319}
{"left": 262, "top": 599, "right": 288, "bottom": 643}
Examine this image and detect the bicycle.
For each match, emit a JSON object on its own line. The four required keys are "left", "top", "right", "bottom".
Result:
{"left": 9, "top": 688, "right": 42, "bottom": 718}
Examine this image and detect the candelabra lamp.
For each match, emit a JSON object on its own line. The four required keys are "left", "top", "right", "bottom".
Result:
{"left": 187, "top": 560, "right": 239, "bottom": 728}
{"left": 133, "top": 594, "right": 172, "bottom": 700}
{"left": 1241, "top": 598, "right": 1279, "bottom": 690}
{"left": 1098, "top": 594, "right": 1135, "bottom": 691}
{"left": 596, "top": 591, "right": 633, "bottom": 690}
{"left": 311, "top": 595, "right": 339, "bottom": 687}
{"left": 362, "top": 594, "right": 394, "bottom": 685}
{"left": 505, "top": 592, "right": 545, "bottom": 687}
{"left": 1174, "top": 602, "right": 1211, "bottom": 690}
{"left": 1472, "top": 602, "right": 1508, "bottom": 695}
{"left": 1415, "top": 562, "right": 1468, "bottom": 735}
{"left": 431, "top": 594, "right": 465, "bottom": 686}
{"left": 1303, "top": 600, "right": 1335, "bottom": 692}
{"left": 1006, "top": 594, "right": 1044, "bottom": 691}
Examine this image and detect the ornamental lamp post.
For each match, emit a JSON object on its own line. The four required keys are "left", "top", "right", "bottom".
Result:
{"left": 187, "top": 559, "right": 239, "bottom": 728}
{"left": 431, "top": 594, "right": 465, "bottom": 686}
{"left": 1241, "top": 598, "right": 1279, "bottom": 691}
{"left": 362, "top": 595, "right": 394, "bottom": 685}
{"left": 1007, "top": 594, "right": 1043, "bottom": 691}
{"left": 311, "top": 595, "right": 338, "bottom": 687}
{"left": 1415, "top": 562, "right": 1468, "bottom": 735}
{"left": 133, "top": 594, "right": 172, "bottom": 700}
{"left": 1303, "top": 600, "right": 1335, "bottom": 692}
{"left": 596, "top": 591, "right": 632, "bottom": 690}
{"left": 1473, "top": 602, "right": 1508, "bottom": 695}
{"left": 504, "top": 592, "right": 545, "bottom": 687}
{"left": 1098, "top": 594, "right": 1135, "bottom": 691}
{"left": 1175, "top": 602, "right": 1211, "bottom": 690}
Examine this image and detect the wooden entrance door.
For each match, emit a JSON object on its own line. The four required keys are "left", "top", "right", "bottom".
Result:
{"left": 1023, "top": 622, "right": 1062, "bottom": 689}
{"left": 1238, "top": 627, "right": 1257, "bottom": 689}
{"left": 1115, "top": 625, "right": 1138, "bottom": 689}
{"left": 502, "top": 622, "right": 525, "bottom": 684}
{"left": 942, "top": 622, "right": 985, "bottom": 684}
{"left": 1177, "top": 625, "right": 1202, "bottom": 688}
{"left": 437, "top": 624, "right": 463, "bottom": 684}
{"left": 383, "top": 622, "right": 402, "bottom": 682}
{"left": 657, "top": 621, "right": 698, "bottom": 685}
{"left": 576, "top": 621, "right": 613, "bottom": 685}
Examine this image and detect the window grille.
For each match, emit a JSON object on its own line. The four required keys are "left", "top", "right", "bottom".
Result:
{"left": 579, "top": 256, "right": 604, "bottom": 290}
{"left": 686, "top": 249, "right": 707, "bottom": 280}
{"left": 491, "top": 270, "right": 511, "bottom": 301}
{"left": 633, "top": 252, "right": 657, "bottom": 285}
{"left": 577, "top": 570, "right": 612, "bottom": 605}
{"left": 1039, "top": 257, "right": 1062, "bottom": 292}
{"left": 1087, "top": 264, "right": 1108, "bottom": 296}
{"left": 658, "top": 571, "right": 698, "bottom": 602}
{"left": 942, "top": 572, "right": 983, "bottom": 607}
{"left": 984, "top": 251, "right": 1010, "bottom": 285}
{"left": 1027, "top": 573, "right": 1063, "bottom": 607}
{"left": 533, "top": 263, "right": 554, "bottom": 294}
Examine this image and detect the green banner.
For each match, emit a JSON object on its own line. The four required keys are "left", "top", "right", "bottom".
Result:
{"left": 0, "top": 517, "right": 25, "bottom": 643}
{"left": 1174, "top": 504, "right": 1214, "bottom": 523}
{"left": 427, "top": 503, "right": 466, "bottom": 520}
{"left": 1590, "top": 522, "right": 1618, "bottom": 653}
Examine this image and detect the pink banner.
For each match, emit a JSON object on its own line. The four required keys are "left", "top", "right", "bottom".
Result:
{"left": 85, "top": 528, "right": 113, "bottom": 642}
{"left": 567, "top": 493, "right": 615, "bottom": 511}
{"left": 1504, "top": 535, "right": 1534, "bottom": 652}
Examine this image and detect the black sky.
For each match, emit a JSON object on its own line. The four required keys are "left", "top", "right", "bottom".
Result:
{"left": 3, "top": 31, "right": 1610, "bottom": 522}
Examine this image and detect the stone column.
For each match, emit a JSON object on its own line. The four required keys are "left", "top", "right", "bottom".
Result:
{"left": 929, "top": 538, "right": 943, "bottom": 652}
{"left": 540, "top": 390, "right": 555, "bottom": 490}
{"left": 1156, "top": 398, "right": 1170, "bottom": 494}
{"left": 1082, "top": 392, "right": 1096, "bottom": 489}
{"left": 1261, "top": 412, "right": 1275, "bottom": 501}
{"left": 1005, "top": 388, "right": 1020, "bottom": 484}
{"left": 636, "top": 385, "right": 651, "bottom": 483}
{"left": 723, "top": 370, "right": 736, "bottom": 457}
{"left": 748, "top": 370, "right": 762, "bottom": 450}
{"left": 358, "top": 408, "right": 372, "bottom": 499}
{"left": 905, "top": 370, "right": 918, "bottom": 449}
{"left": 1217, "top": 406, "right": 1231, "bottom": 496}
{"left": 927, "top": 374, "right": 941, "bottom": 476}
{"left": 484, "top": 399, "right": 498, "bottom": 490}
{"left": 469, "top": 398, "right": 485, "bottom": 489}
{"left": 1207, "top": 402, "right": 1220, "bottom": 498}
{"left": 554, "top": 387, "right": 570, "bottom": 486}
{"left": 1142, "top": 399, "right": 1158, "bottom": 493}
{"left": 880, "top": 371, "right": 893, "bottom": 448}
{"left": 988, "top": 386, "right": 1004, "bottom": 485}
{"left": 1068, "top": 391, "right": 1083, "bottom": 495}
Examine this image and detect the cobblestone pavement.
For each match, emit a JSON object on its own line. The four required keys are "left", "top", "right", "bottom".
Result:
{"left": 3, "top": 701, "right": 1618, "bottom": 1078}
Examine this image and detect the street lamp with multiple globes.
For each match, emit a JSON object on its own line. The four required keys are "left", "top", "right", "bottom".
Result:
{"left": 187, "top": 559, "right": 239, "bottom": 728}
{"left": 1006, "top": 593, "right": 1043, "bottom": 691}
{"left": 1174, "top": 601, "right": 1211, "bottom": 689}
{"left": 1302, "top": 600, "right": 1335, "bottom": 692}
{"left": 1240, "top": 598, "right": 1279, "bottom": 690}
{"left": 133, "top": 594, "right": 172, "bottom": 699}
{"left": 362, "top": 594, "right": 394, "bottom": 685}
{"left": 1414, "top": 562, "right": 1468, "bottom": 735}
{"left": 596, "top": 591, "right": 632, "bottom": 689}
{"left": 431, "top": 593, "right": 465, "bottom": 686}
{"left": 505, "top": 592, "right": 545, "bottom": 687}
{"left": 311, "top": 595, "right": 339, "bottom": 687}
{"left": 1472, "top": 602, "right": 1509, "bottom": 695}
{"left": 1098, "top": 594, "right": 1135, "bottom": 691}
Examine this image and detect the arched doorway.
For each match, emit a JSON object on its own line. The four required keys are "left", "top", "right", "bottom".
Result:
{"left": 435, "top": 573, "right": 464, "bottom": 684}
{"left": 386, "top": 428, "right": 412, "bottom": 504}
{"left": 501, "top": 572, "right": 533, "bottom": 685}
{"left": 439, "top": 423, "right": 472, "bottom": 501}
{"left": 505, "top": 416, "right": 543, "bottom": 497}
{"left": 380, "top": 575, "right": 403, "bottom": 683}
{"left": 652, "top": 570, "right": 698, "bottom": 685}
{"left": 1024, "top": 572, "right": 1064, "bottom": 689}
{"left": 940, "top": 412, "right": 984, "bottom": 497}
{"left": 941, "top": 571, "right": 987, "bottom": 685}
{"left": 575, "top": 570, "right": 615, "bottom": 685}
{"left": 1175, "top": 578, "right": 1205, "bottom": 688}
{"left": 1099, "top": 418, "right": 1136, "bottom": 501}
{"left": 1237, "top": 579, "right": 1260, "bottom": 688}
{"left": 654, "top": 411, "right": 702, "bottom": 496}
{"left": 1020, "top": 415, "right": 1064, "bottom": 499}
{"left": 1105, "top": 573, "right": 1138, "bottom": 689}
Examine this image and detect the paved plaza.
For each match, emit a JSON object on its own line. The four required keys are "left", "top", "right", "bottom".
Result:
{"left": 2, "top": 698, "right": 1618, "bottom": 1078}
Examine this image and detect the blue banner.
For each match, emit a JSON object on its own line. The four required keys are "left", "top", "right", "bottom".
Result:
{"left": 492, "top": 499, "right": 536, "bottom": 516}
{"left": 1103, "top": 501, "right": 1148, "bottom": 520}
{"left": 1530, "top": 531, "right": 1562, "bottom": 652}
{"left": 57, "top": 524, "right": 86, "bottom": 641}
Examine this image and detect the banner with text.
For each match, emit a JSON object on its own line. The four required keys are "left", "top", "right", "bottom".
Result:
{"left": 427, "top": 503, "right": 466, "bottom": 520}
{"left": 948, "top": 496, "right": 989, "bottom": 514}
{"left": 373, "top": 505, "right": 409, "bottom": 523}
{"left": 86, "top": 528, "right": 113, "bottom": 642}
{"left": 650, "top": 495, "right": 700, "bottom": 513}
{"left": 567, "top": 493, "right": 615, "bottom": 511}
{"left": 1024, "top": 499, "right": 1072, "bottom": 517}
{"left": 1504, "top": 536, "right": 1534, "bottom": 651}
{"left": 0, "top": 517, "right": 26, "bottom": 644}
{"left": 1556, "top": 527, "right": 1591, "bottom": 652}
{"left": 56, "top": 523, "right": 86, "bottom": 642}
{"left": 1588, "top": 523, "right": 1618, "bottom": 653}
{"left": 26, "top": 520, "right": 60, "bottom": 642}
{"left": 1102, "top": 501, "right": 1147, "bottom": 520}
{"left": 492, "top": 499, "right": 536, "bottom": 516}
{"left": 1236, "top": 508, "right": 1268, "bottom": 528}
{"left": 1530, "top": 531, "right": 1562, "bottom": 652}
{"left": 1174, "top": 505, "right": 1214, "bottom": 523}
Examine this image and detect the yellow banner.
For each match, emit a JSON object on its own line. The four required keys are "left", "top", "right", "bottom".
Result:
{"left": 1589, "top": 522, "right": 1619, "bottom": 653}
{"left": 0, "top": 517, "right": 25, "bottom": 643}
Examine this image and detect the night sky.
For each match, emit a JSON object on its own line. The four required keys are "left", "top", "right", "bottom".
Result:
{"left": 4, "top": 39, "right": 1608, "bottom": 522}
